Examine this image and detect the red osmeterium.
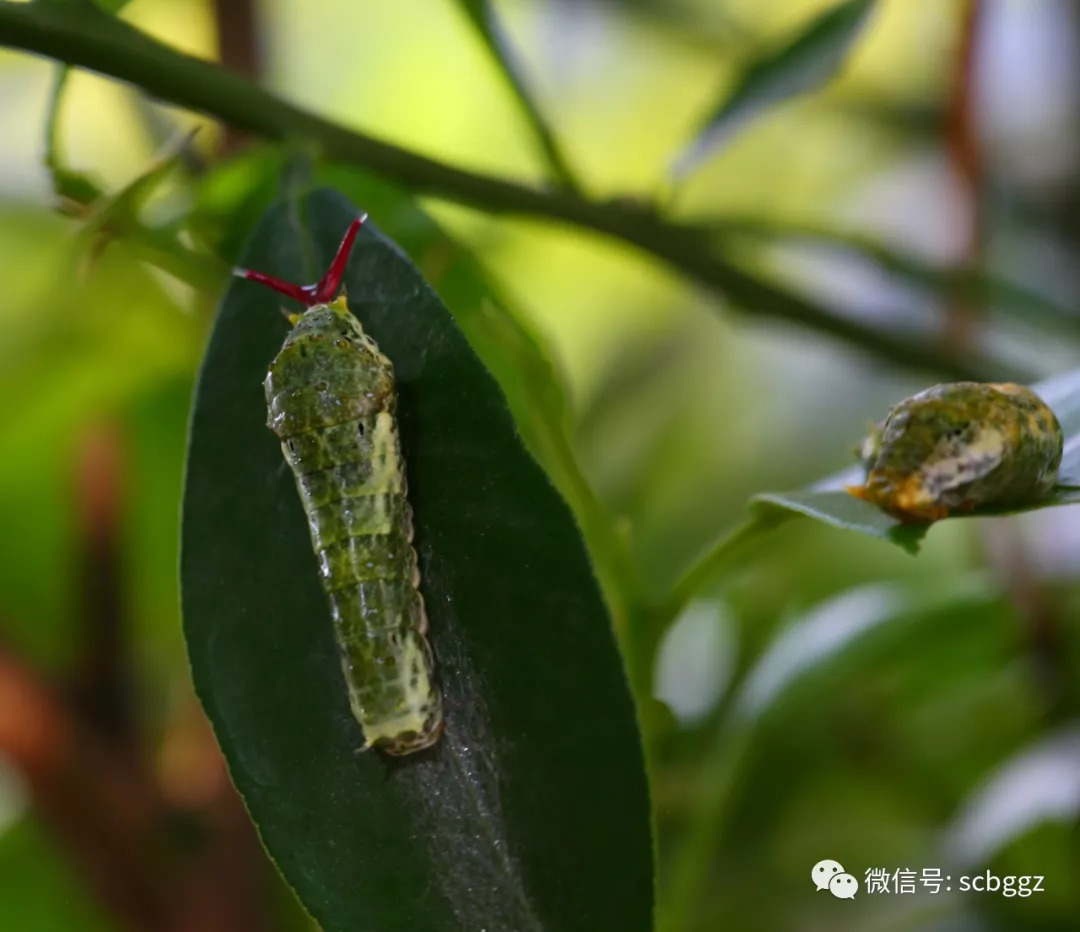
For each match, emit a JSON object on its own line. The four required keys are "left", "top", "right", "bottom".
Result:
{"left": 233, "top": 215, "right": 366, "bottom": 307}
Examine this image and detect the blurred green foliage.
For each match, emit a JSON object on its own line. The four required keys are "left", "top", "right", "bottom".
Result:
{"left": 0, "top": 0, "right": 1078, "bottom": 930}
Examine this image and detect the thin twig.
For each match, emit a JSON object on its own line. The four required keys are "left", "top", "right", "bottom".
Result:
{"left": 68, "top": 422, "right": 134, "bottom": 749}
{"left": 944, "top": 0, "right": 984, "bottom": 350}
{"left": 703, "top": 216, "right": 1077, "bottom": 335}
{"left": 212, "top": 0, "right": 261, "bottom": 156}
{"left": 456, "top": 0, "right": 583, "bottom": 193}
{"left": 0, "top": 0, "right": 1009, "bottom": 380}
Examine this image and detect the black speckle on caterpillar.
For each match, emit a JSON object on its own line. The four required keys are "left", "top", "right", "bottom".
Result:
{"left": 234, "top": 217, "right": 443, "bottom": 755}
{"left": 847, "top": 381, "right": 1063, "bottom": 523}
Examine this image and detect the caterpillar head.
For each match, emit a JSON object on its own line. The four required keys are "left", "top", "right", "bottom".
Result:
{"left": 234, "top": 215, "right": 366, "bottom": 319}
{"left": 241, "top": 217, "right": 396, "bottom": 434}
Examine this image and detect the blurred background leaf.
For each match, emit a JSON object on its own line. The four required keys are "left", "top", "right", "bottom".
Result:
{"left": 453, "top": 0, "right": 582, "bottom": 192}
{"left": 671, "top": 0, "right": 879, "bottom": 180}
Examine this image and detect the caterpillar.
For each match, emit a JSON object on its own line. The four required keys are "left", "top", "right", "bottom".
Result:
{"left": 234, "top": 217, "right": 443, "bottom": 755}
{"left": 847, "top": 381, "right": 1062, "bottom": 524}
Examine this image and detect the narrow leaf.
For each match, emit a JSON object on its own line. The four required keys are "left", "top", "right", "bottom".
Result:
{"left": 44, "top": 66, "right": 105, "bottom": 211}
{"left": 455, "top": 0, "right": 581, "bottom": 192}
{"left": 752, "top": 488, "right": 928, "bottom": 554}
{"left": 705, "top": 217, "right": 1080, "bottom": 335}
{"left": 672, "top": 0, "right": 878, "bottom": 179}
{"left": 181, "top": 189, "right": 651, "bottom": 932}
{"left": 944, "top": 725, "right": 1080, "bottom": 866}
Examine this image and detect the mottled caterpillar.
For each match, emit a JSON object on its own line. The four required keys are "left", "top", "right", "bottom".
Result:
{"left": 235, "top": 217, "right": 443, "bottom": 755}
{"left": 847, "top": 381, "right": 1062, "bottom": 523}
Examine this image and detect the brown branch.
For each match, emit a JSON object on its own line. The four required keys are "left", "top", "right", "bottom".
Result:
{"left": 155, "top": 698, "right": 269, "bottom": 932}
{"left": 0, "top": 642, "right": 270, "bottom": 932}
{"left": 0, "top": 422, "right": 269, "bottom": 932}
{"left": 978, "top": 527, "right": 1074, "bottom": 719}
{"left": 212, "top": 0, "right": 261, "bottom": 156}
{"left": 68, "top": 422, "right": 134, "bottom": 749}
{"left": 944, "top": 0, "right": 984, "bottom": 350}
{"left": 0, "top": 646, "right": 165, "bottom": 930}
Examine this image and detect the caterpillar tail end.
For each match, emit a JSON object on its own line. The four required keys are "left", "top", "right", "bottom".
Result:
{"left": 361, "top": 713, "right": 445, "bottom": 757}
{"left": 380, "top": 718, "right": 445, "bottom": 757}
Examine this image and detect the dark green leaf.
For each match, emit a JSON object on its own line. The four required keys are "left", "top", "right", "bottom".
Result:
{"left": 672, "top": 0, "right": 878, "bottom": 178}
{"left": 181, "top": 188, "right": 651, "bottom": 932}
{"left": 92, "top": 0, "right": 135, "bottom": 13}
{"left": 316, "top": 162, "right": 637, "bottom": 631}
{"left": 752, "top": 488, "right": 928, "bottom": 555}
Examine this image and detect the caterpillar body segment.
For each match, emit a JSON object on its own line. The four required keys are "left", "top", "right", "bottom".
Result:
{"left": 237, "top": 217, "right": 443, "bottom": 755}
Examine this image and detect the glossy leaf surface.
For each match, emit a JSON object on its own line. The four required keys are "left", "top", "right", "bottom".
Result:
{"left": 181, "top": 189, "right": 651, "bottom": 932}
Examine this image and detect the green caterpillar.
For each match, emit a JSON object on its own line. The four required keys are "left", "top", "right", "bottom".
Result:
{"left": 235, "top": 217, "right": 443, "bottom": 755}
